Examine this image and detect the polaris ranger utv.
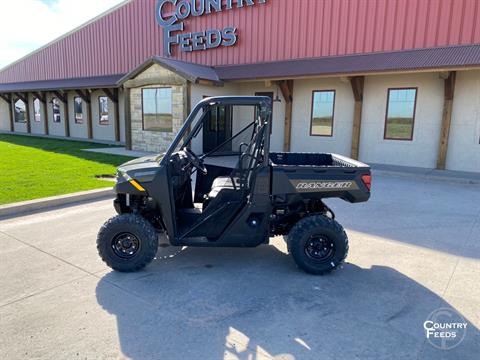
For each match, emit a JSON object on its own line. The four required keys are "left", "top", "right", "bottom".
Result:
{"left": 97, "top": 96, "right": 371, "bottom": 274}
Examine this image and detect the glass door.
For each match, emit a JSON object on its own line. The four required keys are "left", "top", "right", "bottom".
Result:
{"left": 202, "top": 105, "right": 233, "bottom": 153}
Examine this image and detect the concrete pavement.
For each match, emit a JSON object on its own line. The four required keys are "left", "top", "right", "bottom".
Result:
{"left": 370, "top": 163, "right": 480, "bottom": 185}
{"left": 0, "top": 174, "right": 479, "bottom": 359}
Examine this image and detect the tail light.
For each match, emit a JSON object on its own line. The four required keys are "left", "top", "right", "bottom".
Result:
{"left": 361, "top": 175, "right": 372, "bottom": 191}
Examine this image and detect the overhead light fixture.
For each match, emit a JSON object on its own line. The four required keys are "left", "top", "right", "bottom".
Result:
{"left": 274, "top": 84, "right": 282, "bottom": 103}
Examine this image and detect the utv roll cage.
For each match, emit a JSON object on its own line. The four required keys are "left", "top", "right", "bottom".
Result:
{"left": 161, "top": 96, "right": 272, "bottom": 165}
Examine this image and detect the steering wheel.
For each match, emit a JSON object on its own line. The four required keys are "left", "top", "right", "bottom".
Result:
{"left": 183, "top": 147, "right": 208, "bottom": 175}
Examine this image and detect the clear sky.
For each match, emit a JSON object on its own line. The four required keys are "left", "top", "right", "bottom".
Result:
{"left": 312, "top": 91, "right": 335, "bottom": 119}
{"left": 387, "top": 89, "right": 416, "bottom": 119}
{"left": 0, "top": 0, "right": 125, "bottom": 70}
{"left": 143, "top": 88, "right": 172, "bottom": 114}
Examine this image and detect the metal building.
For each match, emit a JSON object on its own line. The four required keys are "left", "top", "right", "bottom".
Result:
{"left": 1, "top": 0, "right": 480, "bottom": 172}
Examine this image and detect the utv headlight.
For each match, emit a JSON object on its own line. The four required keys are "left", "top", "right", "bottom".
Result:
{"left": 117, "top": 168, "right": 131, "bottom": 181}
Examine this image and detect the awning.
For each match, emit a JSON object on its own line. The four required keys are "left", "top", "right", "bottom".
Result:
{"left": 125, "top": 45, "right": 480, "bottom": 84}
{"left": 0, "top": 74, "right": 124, "bottom": 93}
{"left": 214, "top": 44, "right": 480, "bottom": 81}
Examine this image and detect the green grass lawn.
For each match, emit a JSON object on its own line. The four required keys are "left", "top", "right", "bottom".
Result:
{"left": 0, "top": 134, "right": 134, "bottom": 205}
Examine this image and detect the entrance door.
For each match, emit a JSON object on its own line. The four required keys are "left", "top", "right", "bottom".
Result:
{"left": 254, "top": 92, "right": 274, "bottom": 102}
{"left": 203, "top": 105, "right": 233, "bottom": 153}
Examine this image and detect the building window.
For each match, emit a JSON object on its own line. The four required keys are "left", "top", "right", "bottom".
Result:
{"left": 384, "top": 88, "right": 417, "bottom": 140}
{"left": 310, "top": 90, "right": 335, "bottom": 136}
{"left": 33, "top": 98, "right": 41, "bottom": 122}
{"left": 99, "top": 96, "right": 109, "bottom": 125}
{"left": 74, "top": 96, "right": 83, "bottom": 124}
{"left": 52, "top": 98, "right": 61, "bottom": 123}
{"left": 142, "top": 88, "right": 173, "bottom": 132}
{"left": 14, "top": 99, "right": 27, "bottom": 123}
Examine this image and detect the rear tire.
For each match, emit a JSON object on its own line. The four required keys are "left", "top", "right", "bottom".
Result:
{"left": 287, "top": 215, "right": 348, "bottom": 275}
{"left": 97, "top": 214, "right": 158, "bottom": 272}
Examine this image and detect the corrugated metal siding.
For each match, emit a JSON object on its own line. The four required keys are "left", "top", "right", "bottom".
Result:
{"left": 2, "top": 0, "right": 480, "bottom": 83}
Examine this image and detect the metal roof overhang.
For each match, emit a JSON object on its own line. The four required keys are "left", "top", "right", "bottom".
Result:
{"left": 0, "top": 74, "right": 124, "bottom": 93}
{"left": 214, "top": 44, "right": 480, "bottom": 81}
{"left": 119, "top": 45, "right": 480, "bottom": 86}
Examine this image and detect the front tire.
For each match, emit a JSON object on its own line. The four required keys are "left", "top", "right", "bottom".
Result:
{"left": 97, "top": 214, "right": 158, "bottom": 272}
{"left": 287, "top": 215, "right": 348, "bottom": 275}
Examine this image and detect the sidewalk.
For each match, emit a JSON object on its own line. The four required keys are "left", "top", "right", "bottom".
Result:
{"left": 371, "top": 163, "right": 480, "bottom": 185}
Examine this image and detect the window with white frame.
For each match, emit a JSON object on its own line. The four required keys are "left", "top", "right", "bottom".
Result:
{"left": 33, "top": 98, "right": 41, "bottom": 122}
{"left": 14, "top": 99, "right": 27, "bottom": 123}
{"left": 52, "top": 98, "right": 61, "bottom": 123}
{"left": 99, "top": 96, "right": 109, "bottom": 125}
{"left": 74, "top": 96, "right": 83, "bottom": 124}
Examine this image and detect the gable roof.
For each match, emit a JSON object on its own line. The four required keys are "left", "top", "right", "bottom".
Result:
{"left": 118, "top": 56, "right": 221, "bottom": 85}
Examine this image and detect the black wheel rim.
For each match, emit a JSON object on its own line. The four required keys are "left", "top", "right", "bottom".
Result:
{"left": 304, "top": 235, "right": 335, "bottom": 262}
{"left": 111, "top": 232, "right": 140, "bottom": 259}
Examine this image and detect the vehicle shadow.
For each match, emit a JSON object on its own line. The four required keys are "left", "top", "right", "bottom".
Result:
{"left": 0, "top": 133, "right": 133, "bottom": 166}
{"left": 325, "top": 174, "right": 480, "bottom": 260}
{"left": 96, "top": 244, "right": 479, "bottom": 360}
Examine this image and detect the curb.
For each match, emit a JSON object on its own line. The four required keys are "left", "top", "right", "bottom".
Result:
{"left": 0, "top": 187, "right": 114, "bottom": 219}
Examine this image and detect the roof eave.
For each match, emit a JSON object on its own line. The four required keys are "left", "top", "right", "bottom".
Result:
{"left": 117, "top": 56, "right": 223, "bottom": 86}
{"left": 0, "top": 74, "right": 124, "bottom": 93}
{"left": 219, "top": 64, "right": 480, "bottom": 82}
{"left": 0, "top": 84, "right": 119, "bottom": 93}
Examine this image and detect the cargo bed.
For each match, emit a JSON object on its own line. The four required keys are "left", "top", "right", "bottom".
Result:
{"left": 269, "top": 152, "right": 371, "bottom": 203}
